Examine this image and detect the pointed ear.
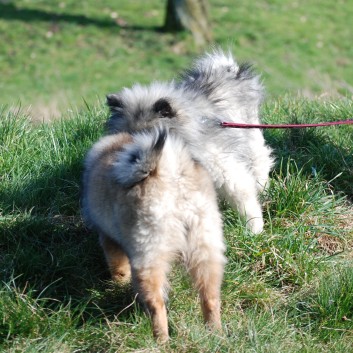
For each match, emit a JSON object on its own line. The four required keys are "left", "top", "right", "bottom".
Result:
{"left": 153, "top": 98, "right": 175, "bottom": 118}
{"left": 106, "top": 94, "right": 124, "bottom": 110}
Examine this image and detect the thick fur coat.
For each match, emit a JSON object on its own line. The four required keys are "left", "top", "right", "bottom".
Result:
{"left": 82, "top": 128, "right": 226, "bottom": 341}
{"left": 106, "top": 50, "right": 274, "bottom": 233}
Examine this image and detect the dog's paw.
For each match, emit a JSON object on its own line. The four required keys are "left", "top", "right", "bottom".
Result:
{"left": 247, "top": 217, "right": 264, "bottom": 234}
{"left": 111, "top": 269, "right": 131, "bottom": 284}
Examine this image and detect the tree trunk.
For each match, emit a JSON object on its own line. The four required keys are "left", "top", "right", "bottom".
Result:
{"left": 164, "top": 0, "right": 212, "bottom": 46}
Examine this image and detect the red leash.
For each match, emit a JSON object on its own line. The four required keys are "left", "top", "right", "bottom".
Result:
{"left": 221, "top": 119, "right": 353, "bottom": 129}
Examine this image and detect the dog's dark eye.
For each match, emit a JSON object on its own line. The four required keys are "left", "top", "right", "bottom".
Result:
{"left": 153, "top": 98, "right": 175, "bottom": 118}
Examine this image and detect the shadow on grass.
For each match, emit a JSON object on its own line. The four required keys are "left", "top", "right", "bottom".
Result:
{"left": 264, "top": 127, "right": 353, "bottom": 200}
{"left": 0, "top": 159, "right": 136, "bottom": 322}
{"left": 0, "top": 154, "right": 83, "bottom": 216}
{"left": 0, "top": 3, "right": 163, "bottom": 32}
{"left": 0, "top": 212, "right": 138, "bottom": 322}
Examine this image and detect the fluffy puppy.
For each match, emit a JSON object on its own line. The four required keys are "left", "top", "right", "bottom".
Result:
{"left": 82, "top": 127, "right": 226, "bottom": 342}
{"left": 106, "top": 49, "right": 274, "bottom": 234}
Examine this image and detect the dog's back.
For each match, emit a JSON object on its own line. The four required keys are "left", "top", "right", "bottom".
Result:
{"left": 179, "top": 49, "right": 263, "bottom": 124}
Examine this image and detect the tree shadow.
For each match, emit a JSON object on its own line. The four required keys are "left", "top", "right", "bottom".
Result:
{"left": 0, "top": 3, "right": 163, "bottom": 32}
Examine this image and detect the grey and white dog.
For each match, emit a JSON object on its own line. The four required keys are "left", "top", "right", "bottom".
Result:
{"left": 106, "top": 49, "right": 274, "bottom": 233}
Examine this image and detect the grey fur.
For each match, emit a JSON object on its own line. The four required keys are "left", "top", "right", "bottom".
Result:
{"left": 113, "top": 127, "right": 167, "bottom": 187}
{"left": 106, "top": 49, "right": 274, "bottom": 233}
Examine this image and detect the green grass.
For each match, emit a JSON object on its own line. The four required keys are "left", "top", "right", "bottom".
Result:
{"left": 1, "top": 0, "right": 353, "bottom": 119}
{"left": 0, "top": 100, "right": 352, "bottom": 352}
{"left": 1, "top": 1, "right": 353, "bottom": 351}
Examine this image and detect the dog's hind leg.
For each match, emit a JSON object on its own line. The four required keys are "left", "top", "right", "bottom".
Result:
{"left": 227, "top": 190, "right": 264, "bottom": 234}
{"left": 221, "top": 165, "right": 264, "bottom": 234}
{"left": 248, "top": 133, "right": 274, "bottom": 193}
{"left": 99, "top": 233, "right": 131, "bottom": 283}
{"left": 188, "top": 253, "right": 224, "bottom": 331}
{"left": 187, "top": 214, "right": 225, "bottom": 331}
{"left": 133, "top": 264, "right": 170, "bottom": 342}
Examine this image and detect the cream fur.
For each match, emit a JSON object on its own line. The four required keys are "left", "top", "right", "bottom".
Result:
{"left": 82, "top": 128, "right": 226, "bottom": 342}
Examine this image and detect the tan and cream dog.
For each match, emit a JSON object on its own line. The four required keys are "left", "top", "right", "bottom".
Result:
{"left": 82, "top": 127, "right": 226, "bottom": 342}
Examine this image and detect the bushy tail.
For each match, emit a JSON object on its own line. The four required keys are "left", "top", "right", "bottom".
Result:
{"left": 179, "top": 49, "right": 263, "bottom": 121}
{"left": 183, "top": 48, "right": 239, "bottom": 78}
{"left": 113, "top": 127, "right": 167, "bottom": 188}
{"left": 180, "top": 48, "right": 260, "bottom": 89}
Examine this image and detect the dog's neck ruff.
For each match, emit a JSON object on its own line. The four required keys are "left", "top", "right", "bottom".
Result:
{"left": 220, "top": 119, "right": 353, "bottom": 129}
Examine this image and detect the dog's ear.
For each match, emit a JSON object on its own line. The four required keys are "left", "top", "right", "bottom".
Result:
{"left": 106, "top": 94, "right": 124, "bottom": 110}
{"left": 153, "top": 98, "right": 176, "bottom": 118}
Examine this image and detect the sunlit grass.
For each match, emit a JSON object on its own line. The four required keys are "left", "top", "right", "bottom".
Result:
{"left": 0, "top": 98, "right": 352, "bottom": 351}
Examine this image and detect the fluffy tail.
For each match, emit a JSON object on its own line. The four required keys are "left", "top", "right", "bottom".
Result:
{"left": 113, "top": 127, "right": 167, "bottom": 188}
{"left": 179, "top": 49, "right": 263, "bottom": 122}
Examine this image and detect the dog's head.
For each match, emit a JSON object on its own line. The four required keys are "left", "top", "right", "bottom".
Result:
{"left": 106, "top": 82, "right": 181, "bottom": 134}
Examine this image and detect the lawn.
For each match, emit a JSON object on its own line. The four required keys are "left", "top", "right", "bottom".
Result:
{"left": 0, "top": 1, "right": 353, "bottom": 352}
{"left": 1, "top": 99, "right": 352, "bottom": 352}
{"left": 0, "top": 0, "right": 352, "bottom": 119}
